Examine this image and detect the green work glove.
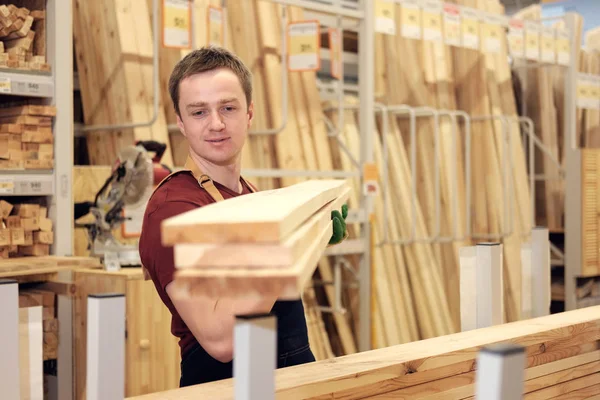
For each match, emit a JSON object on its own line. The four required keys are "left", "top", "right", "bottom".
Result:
{"left": 329, "top": 204, "right": 349, "bottom": 245}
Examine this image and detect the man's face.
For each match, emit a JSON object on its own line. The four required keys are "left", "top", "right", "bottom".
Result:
{"left": 176, "top": 67, "right": 253, "bottom": 166}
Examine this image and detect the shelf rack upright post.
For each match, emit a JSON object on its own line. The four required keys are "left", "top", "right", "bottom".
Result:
{"left": 0, "top": 0, "right": 74, "bottom": 398}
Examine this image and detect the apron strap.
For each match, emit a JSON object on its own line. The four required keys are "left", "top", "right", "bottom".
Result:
{"left": 141, "top": 154, "right": 255, "bottom": 279}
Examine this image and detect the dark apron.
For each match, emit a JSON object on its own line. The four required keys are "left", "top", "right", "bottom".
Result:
{"left": 170, "top": 156, "right": 315, "bottom": 387}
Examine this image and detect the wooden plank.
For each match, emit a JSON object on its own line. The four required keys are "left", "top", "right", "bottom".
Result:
{"left": 161, "top": 179, "right": 349, "bottom": 244}
{"left": 170, "top": 187, "right": 350, "bottom": 299}
{"left": 125, "top": 306, "right": 600, "bottom": 400}
{"left": 173, "top": 187, "right": 351, "bottom": 268}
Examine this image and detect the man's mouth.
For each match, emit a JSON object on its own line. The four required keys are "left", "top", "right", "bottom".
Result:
{"left": 206, "top": 137, "right": 229, "bottom": 143}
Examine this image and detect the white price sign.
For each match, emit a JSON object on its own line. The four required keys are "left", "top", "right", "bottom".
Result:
{"left": 287, "top": 21, "right": 320, "bottom": 72}
{"left": 443, "top": 3, "right": 461, "bottom": 47}
{"left": 162, "top": 0, "right": 192, "bottom": 49}
{"left": 0, "top": 77, "right": 11, "bottom": 94}
{"left": 525, "top": 21, "right": 540, "bottom": 61}
{"left": 422, "top": 1, "right": 443, "bottom": 42}
{"left": 374, "top": 0, "right": 396, "bottom": 35}
{"left": 0, "top": 178, "right": 14, "bottom": 194}
{"left": 556, "top": 28, "right": 571, "bottom": 66}
{"left": 482, "top": 13, "right": 504, "bottom": 54}
{"left": 399, "top": 0, "right": 421, "bottom": 40}
{"left": 207, "top": 5, "right": 224, "bottom": 46}
{"left": 460, "top": 6, "right": 480, "bottom": 50}
{"left": 541, "top": 26, "right": 556, "bottom": 64}
{"left": 508, "top": 19, "right": 525, "bottom": 59}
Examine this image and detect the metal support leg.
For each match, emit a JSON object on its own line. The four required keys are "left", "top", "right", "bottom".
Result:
{"left": 475, "top": 344, "right": 526, "bottom": 400}
{"left": 86, "top": 294, "right": 125, "bottom": 400}
{"left": 459, "top": 243, "right": 503, "bottom": 330}
{"left": 234, "top": 313, "right": 277, "bottom": 400}
{"left": 459, "top": 246, "right": 477, "bottom": 331}
{"left": 531, "top": 227, "right": 551, "bottom": 317}
{"left": 0, "top": 279, "right": 20, "bottom": 400}
{"left": 476, "top": 243, "right": 504, "bottom": 327}
{"left": 521, "top": 242, "right": 533, "bottom": 320}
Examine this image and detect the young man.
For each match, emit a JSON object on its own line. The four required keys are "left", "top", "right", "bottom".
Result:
{"left": 138, "top": 46, "right": 316, "bottom": 387}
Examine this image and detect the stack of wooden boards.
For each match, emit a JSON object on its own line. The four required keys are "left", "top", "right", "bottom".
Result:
{"left": 161, "top": 179, "right": 350, "bottom": 301}
{"left": 126, "top": 305, "right": 600, "bottom": 400}
{"left": 0, "top": 102, "right": 56, "bottom": 170}
{"left": 512, "top": 4, "right": 582, "bottom": 233}
{"left": 0, "top": 200, "right": 53, "bottom": 259}
{"left": 0, "top": 2, "right": 48, "bottom": 72}
{"left": 18, "top": 286, "right": 58, "bottom": 361}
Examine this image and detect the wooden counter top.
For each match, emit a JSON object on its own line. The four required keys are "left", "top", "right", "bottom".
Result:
{"left": 126, "top": 306, "right": 600, "bottom": 399}
{"left": 0, "top": 255, "right": 101, "bottom": 282}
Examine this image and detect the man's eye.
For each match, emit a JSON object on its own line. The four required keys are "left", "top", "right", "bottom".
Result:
{"left": 224, "top": 106, "right": 236, "bottom": 112}
{"left": 193, "top": 110, "right": 204, "bottom": 116}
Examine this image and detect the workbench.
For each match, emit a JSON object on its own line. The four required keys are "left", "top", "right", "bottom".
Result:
{"left": 0, "top": 256, "right": 180, "bottom": 399}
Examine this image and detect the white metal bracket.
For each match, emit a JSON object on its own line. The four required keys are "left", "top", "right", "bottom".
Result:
{"left": 475, "top": 344, "right": 526, "bottom": 400}
{"left": 0, "top": 279, "right": 20, "bottom": 400}
{"left": 234, "top": 313, "right": 277, "bottom": 400}
{"left": 86, "top": 293, "right": 126, "bottom": 400}
{"left": 460, "top": 243, "right": 504, "bottom": 331}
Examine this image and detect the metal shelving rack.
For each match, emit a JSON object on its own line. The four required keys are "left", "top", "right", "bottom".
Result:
{"left": 0, "top": 1, "right": 74, "bottom": 399}
{"left": 0, "top": 0, "right": 74, "bottom": 257}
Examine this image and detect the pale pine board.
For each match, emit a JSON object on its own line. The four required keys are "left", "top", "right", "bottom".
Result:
{"left": 126, "top": 306, "right": 600, "bottom": 400}
{"left": 172, "top": 187, "right": 351, "bottom": 268}
{"left": 161, "top": 179, "right": 348, "bottom": 244}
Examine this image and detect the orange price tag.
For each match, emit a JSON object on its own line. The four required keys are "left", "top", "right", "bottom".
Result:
{"left": 363, "top": 163, "right": 379, "bottom": 196}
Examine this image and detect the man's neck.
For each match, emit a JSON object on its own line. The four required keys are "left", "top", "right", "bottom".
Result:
{"left": 189, "top": 152, "right": 242, "bottom": 194}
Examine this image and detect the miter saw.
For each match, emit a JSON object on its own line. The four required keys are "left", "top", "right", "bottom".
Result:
{"left": 75, "top": 141, "right": 171, "bottom": 270}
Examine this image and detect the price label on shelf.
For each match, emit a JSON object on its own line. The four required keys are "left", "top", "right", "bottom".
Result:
{"left": 287, "top": 21, "right": 320, "bottom": 72}
{"left": 0, "top": 77, "right": 11, "bottom": 94}
{"left": 162, "top": 0, "right": 192, "bottom": 49}
{"left": 0, "top": 178, "right": 14, "bottom": 194}
{"left": 443, "top": 3, "right": 461, "bottom": 47}
{"left": 460, "top": 6, "right": 480, "bottom": 50}
{"left": 374, "top": 0, "right": 396, "bottom": 35}
{"left": 362, "top": 163, "right": 379, "bottom": 196}
{"left": 207, "top": 5, "right": 224, "bottom": 46}
{"left": 525, "top": 21, "right": 540, "bottom": 61}
{"left": 576, "top": 75, "right": 597, "bottom": 109}
{"left": 556, "top": 27, "right": 571, "bottom": 66}
{"left": 541, "top": 26, "right": 556, "bottom": 64}
{"left": 399, "top": 0, "right": 421, "bottom": 40}
{"left": 328, "top": 28, "right": 342, "bottom": 80}
{"left": 422, "top": 1, "right": 443, "bottom": 42}
{"left": 591, "top": 77, "right": 600, "bottom": 109}
{"left": 482, "top": 12, "right": 504, "bottom": 54}
{"left": 508, "top": 19, "right": 524, "bottom": 59}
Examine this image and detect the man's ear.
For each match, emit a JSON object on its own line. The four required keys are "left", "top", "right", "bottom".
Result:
{"left": 247, "top": 101, "right": 254, "bottom": 128}
{"left": 176, "top": 113, "right": 186, "bottom": 137}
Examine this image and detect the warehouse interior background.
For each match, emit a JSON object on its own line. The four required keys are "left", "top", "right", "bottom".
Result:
{"left": 3, "top": 0, "right": 600, "bottom": 398}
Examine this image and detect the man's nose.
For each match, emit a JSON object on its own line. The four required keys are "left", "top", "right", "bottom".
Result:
{"left": 209, "top": 110, "right": 225, "bottom": 130}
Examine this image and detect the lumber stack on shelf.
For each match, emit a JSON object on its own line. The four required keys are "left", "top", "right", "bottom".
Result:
{"left": 0, "top": 102, "right": 55, "bottom": 170}
{"left": 126, "top": 305, "right": 600, "bottom": 400}
{"left": 0, "top": 2, "right": 48, "bottom": 72}
{"left": 512, "top": 5, "right": 568, "bottom": 232}
{"left": 18, "top": 287, "right": 58, "bottom": 361}
{"left": 73, "top": 0, "right": 173, "bottom": 167}
{"left": 0, "top": 199, "right": 53, "bottom": 259}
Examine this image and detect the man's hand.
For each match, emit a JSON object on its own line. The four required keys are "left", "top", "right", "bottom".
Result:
{"left": 329, "top": 204, "right": 349, "bottom": 245}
